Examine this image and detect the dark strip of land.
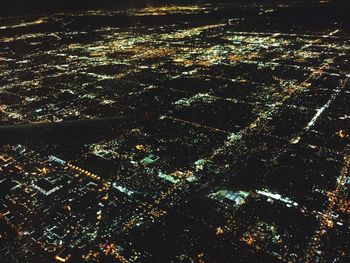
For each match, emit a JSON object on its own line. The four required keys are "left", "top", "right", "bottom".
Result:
{"left": 0, "top": 115, "right": 152, "bottom": 144}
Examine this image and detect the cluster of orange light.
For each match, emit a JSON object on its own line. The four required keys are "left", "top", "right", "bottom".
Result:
{"left": 66, "top": 163, "right": 100, "bottom": 180}
{"left": 197, "top": 253, "right": 205, "bottom": 263}
{"left": 241, "top": 234, "right": 255, "bottom": 246}
{"left": 99, "top": 183, "right": 110, "bottom": 192}
{"left": 102, "top": 243, "right": 129, "bottom": 263}
{"left": 336, "top": 197, "right": 350, "bottom": 214}
{"left": 337, "top": 129, "right": 347, "bottom": 139}
{"left": 215, "top": 227, "right": 224, "bottom": 236}
{"left": 82, "top": 250, "right": 99, "bottom": 261}
{"left": 149, "top": 209, "right": 166, "bottom": 218}
{"left": 172, "top": 170, "right": 193, "bottom": 179}
{"left": 322, "top": 214, "right": 334, "bottom": 229}
{"left": 37, "top": 167, "right": 50, "bottom": 175}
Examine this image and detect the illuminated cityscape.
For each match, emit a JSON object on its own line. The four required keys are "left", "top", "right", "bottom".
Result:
{"left": 1, "top": 1, "right": 350, "bottom": 262}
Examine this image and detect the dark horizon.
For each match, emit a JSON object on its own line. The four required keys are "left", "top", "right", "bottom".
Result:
{"left": 1, "top": 0, "right": 349, "bottom": 16}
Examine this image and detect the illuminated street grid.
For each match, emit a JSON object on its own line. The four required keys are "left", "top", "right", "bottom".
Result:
{"left": 1, "top": 2, "right": 350, "bottom": 263}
